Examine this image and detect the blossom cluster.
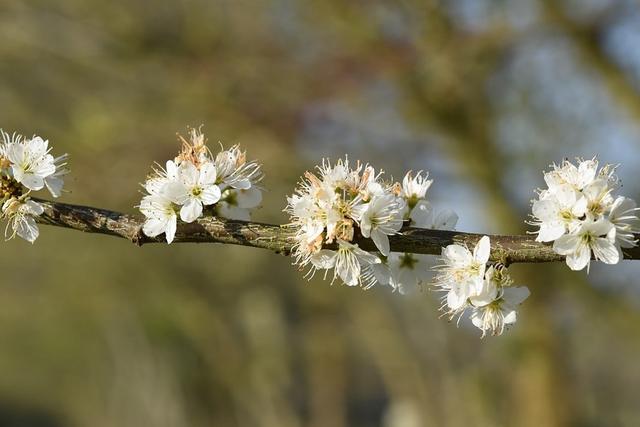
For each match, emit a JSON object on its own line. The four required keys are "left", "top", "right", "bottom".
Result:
{"left": 285, "top": 157, "right": 457, "bottom": 291}
{"left": 434, "top": 236, "right": 530, "bottom": 337}
{"left": 0, "top": 131, "right": 67, "bottom": 242}
{"left": 530, "top": 158, "right": 640, "bottom": 272}
{"left": 139, "top": 129, "right": 263, "bottom": 243}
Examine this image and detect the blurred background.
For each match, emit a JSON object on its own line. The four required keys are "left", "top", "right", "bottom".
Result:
{"left": 1, "top": 1, "right": 640, "bottom": 426}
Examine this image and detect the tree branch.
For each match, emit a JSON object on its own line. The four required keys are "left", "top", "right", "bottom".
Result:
{"left": 33, "top": 199, "right": 640, "bottom": 264}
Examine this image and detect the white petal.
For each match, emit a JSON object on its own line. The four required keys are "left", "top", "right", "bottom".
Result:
{"left": 352, "top": 244, "right": 382, "bottom": 265}
{"left": 565, "top": 245, "right": 591, "bottom": 271}
{"left": 469, "top": 278, "right": 498, "bottom": 307}
{"left": 178, "top": 161, "right": 199, "bottom": 186}
{"left": 198, "top": 162, "right": 217, "bottom": 185}
{"left": 231, "top": 179, "right": 252, "bottom": 190}
{"left": 473, "top": 236, "right": 491, "bottom": 264}
{"left": 553, "top": 233, "right": 580, "bottom": 255}
{"left": 163, "top": 181, "right": 190, "bottom": 205}
{"left": 180, "top": 198, "right": 203, "bottom": 223}
{"left": 6, "top": 143, "right": 24, "bottom": 165}
{"left": 470, "top": 310, "right": 485, "bottom": 329}
{"left": 577, "top": 159, "right": 597, "bottom": 188}
{"left": 236, "top": 187, "right": 262, "bottom": 208}
{"left": 200, "top": 184, "right": 222, "bottom": 205}
{"left": 502, "top": 309, "right": 517, "bottom": 325}
{"left": 165, "top": 215, "right": 177, "bottom": 243}
{"left": 359, "top": 215, "right": 372, "bottom": 237}
{"left": 409, "top": 201, "right": 433, "bottom": 227}
{"left": 371, "top": 229, "right": 390, "bottom": 256}
{"left": 434, "top": 209, "right": 458, "bottom": 230}
{"left": 571, "top": 196, "right": 588, "bottom": 217}
{"left": 532, "top": 199, "right": 558, "bottom": 222}
{"left": 591, "top": 238, "right": 620, "bottom": 264}
{"left": 537, "top": 222, "right": 566, "bottom": 242}
{"left": 165, "top": 160, "right": 178, "bottom": 179}
{"left": 143, "top": 217, "right": 168, "bottom": 237}
{"left": 17, "top": 172, "right": 45, "bottom": 191}
{"left": 446, "top": 287, "right": 468, "bottom": 310}
{"left": 45, "top": 176, "right": 64, "bottom": 198}
{"left": 502, "top": 286, "right": 530, "bottom": 305}
{"left": 218, "top": 203, "right": 251, "bottom": 221}
{"left": 371, "top": 263, "right": 392, "bottom": 287}
{"left": 554, "top": 184, "right": 577, "bottom": 206}
{"left": 310, "top": 250, "right": 336, "bottom": 269}
{"left": 24, "top": 200, "right": 44, "bottom": 216}
{"left": 443, "top": 244, "right": 471, "bottom": 266}
{"left": 15, "top": 215, "right": 39, "bottom": 243}
{"left": 337, "top": 258, "right": 359, "bottom": 286}
{"left": 588, "top": 218, "right": 614, "bottom": 237}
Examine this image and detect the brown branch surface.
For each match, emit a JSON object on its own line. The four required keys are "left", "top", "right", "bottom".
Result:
{"left": 34, "top": 199, "right": 640, "bottom": 264}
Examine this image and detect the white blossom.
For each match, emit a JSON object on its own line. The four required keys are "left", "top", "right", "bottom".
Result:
{"left": 310, "top": 240, "right": 381, "bottom": 288}
{"left": 553, "top": 218, "right": 620, "bottom": 272}
{"left": 1, "top": 132, "right": 68, "bottom": 198}
{"left": 530, "top": 158, "right": 638, "bottom": 272}
{"left": 435, "top": 235, "right": 491, "bottom": 313}
{"left": 165, "top": 161, "right": 221, "bottom": 223}
{"left": 287, "top": 157, "right": 426, "bottom": 288}
{"left": 354, "top": 194, "right": 403, "bottom": 256}
{"left": 435, "top": 237, "right": 530, "bottom": 337}
{"left": 470, "top": 286, "right": 530, "bottom": 338}
{"left": 401, "top": 171, "right": 432, "bottom": 206}
{"left": 0, "top": 131, "right": 68, "bottom": 243}
{"left": 2, "top": 197, "right": 44, "bottom": 243}
{"left": 531, "top": 184, "right": 586, "bottom": 242}
{"left": 139, "top": 194, "right": 178, "bottom": 243}
{"left": 138, "top": 129, "right": 264, "bottom": 242}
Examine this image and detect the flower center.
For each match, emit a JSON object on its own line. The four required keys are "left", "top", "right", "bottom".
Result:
{"left": 581, "top": 232, "right": 595, "bottom": 244}
{"left": 191, "top": 186, "right": 203, "bottom": 197}
{"left": 560, "top": 210, "right": 574, "bottom": 221}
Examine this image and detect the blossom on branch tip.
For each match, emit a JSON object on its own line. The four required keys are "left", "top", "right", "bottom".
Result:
{"left": 138, "top": 128, "right": 263, "bottom": 243}
{"left": 530, "top": 158, "right": 639, "bottom": 272}
{"left": 0, "top": 130, "right": 68, "bottom": 243}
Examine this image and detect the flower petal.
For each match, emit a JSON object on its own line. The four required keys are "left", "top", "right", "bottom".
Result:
{"left": 180, "top": 198, "right": 203, "bottom": 223}
{"left": 198, "top": 162, "right": 217, "bottom": 185}
{"left": 45, "top": 176, "right": 64, "bottom": 198}
{"left": 178, "top": 161, "right": 199, "bottom": 187}
{"left": 236, "top": 187, "right": 262, "bottom": 208}
{"left": 502, "top": 286, "right": 530, "bottom": 305}
{"left": 143, "top": 217, "right": 167, "bottom": 237}
{"left": 553, "top": 233, "right": 580, "bottom": 255}
{"left": 537, "top": 222, "right": 566, "bottom": 242}
{"left": 565, "top": 245, "right": 591, "bottom": 271}
{"left": 15, "top": 215, "right": 39, "bottom": 243}
{"left": 200, "top": 184, "right": 222, "bottom": 205}
{"left": 218, "top": 203, "right": 251, "bottom": 221}
{"left": 442, "top": 244, "right": 471, "bottom": 266}
{"left": 165, "top": 215, "right": 177, "bottom": 243}
{"left": 474, "top": 236, "right": 491, "bottom": 264}
{"left": 371, "top": 229, "right": 390, "bottom": 256}
{"left": 311, "top": 250, "right": 336, "bottom": 269}
{"left": 592, "top": 237, "right": 620, "bottom": 265}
